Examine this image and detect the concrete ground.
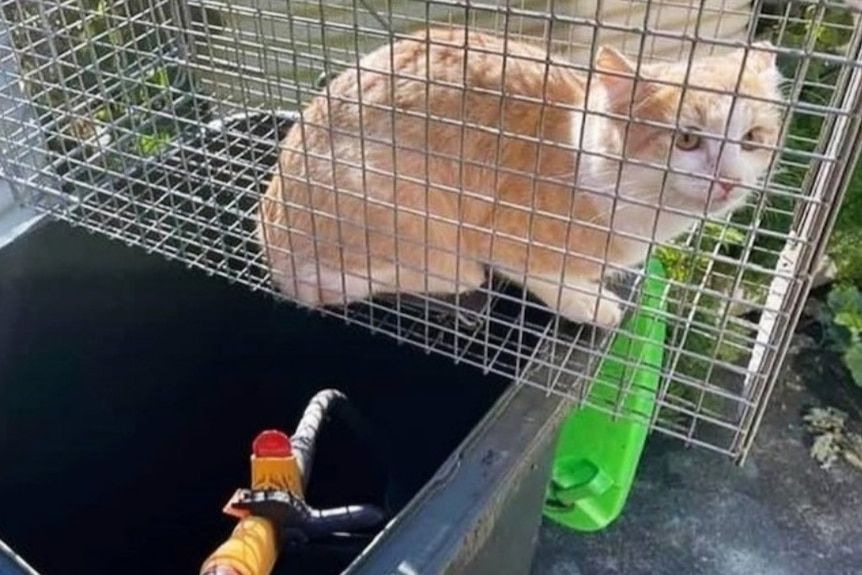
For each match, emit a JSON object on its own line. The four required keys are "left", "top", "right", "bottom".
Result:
{"left": 532, "top": 330, "right": 862, "bottom": 575}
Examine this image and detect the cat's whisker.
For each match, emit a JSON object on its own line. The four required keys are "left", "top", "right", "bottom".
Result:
{"left": 575, "top": 189, "right": 666, "bottom": 227}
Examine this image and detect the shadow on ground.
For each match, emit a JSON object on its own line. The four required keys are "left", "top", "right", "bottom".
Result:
{"left": 533, "top": 333, "right": 862, "bottom": 575}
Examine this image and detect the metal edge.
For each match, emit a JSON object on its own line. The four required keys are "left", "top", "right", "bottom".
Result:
{"left": 0, "top": 188, "right": 49, "bottom": 252}
{"left": 0, "top": 538, "right": 40, "bottom": 575}
{"left": 343, "top": 382, "right": 573, "bottom": 575}
{"left": 0, "top": 16, "right": 61, "bottom": 252}
{"left": 339, "top": 269, "right": 648, "bottom": 575}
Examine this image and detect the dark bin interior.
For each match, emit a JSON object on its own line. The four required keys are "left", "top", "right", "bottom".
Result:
{"left": 0, "top": 223, "right": 512, "bottom": 575}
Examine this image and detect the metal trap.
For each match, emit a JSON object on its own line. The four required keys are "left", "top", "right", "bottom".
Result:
{"left": 1, "top": 0, "right": 861, "bottom": 465}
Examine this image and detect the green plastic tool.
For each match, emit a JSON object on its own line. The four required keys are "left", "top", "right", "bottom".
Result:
{"left": 544, "top": 257, "right": 669, "bottom": 532}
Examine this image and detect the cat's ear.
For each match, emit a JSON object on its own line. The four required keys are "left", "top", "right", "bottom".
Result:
{"left": 595, "top": 45, "right": 634, "bottom": 75}
{"left": 594, "top": 46, "right": 646, "bottom": 113}
{"left": 742, "top": 41, "right": 777, "bottom": 72}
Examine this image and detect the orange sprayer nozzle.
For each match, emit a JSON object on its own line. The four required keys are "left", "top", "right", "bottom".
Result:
{"left": 250, "top": 430, "right": 303, "bottom": 497}
{"left": 200, "top": 430, "right": 304, "bottom": 575}
{"left": 199, "top": 516, "right": 278, "bottom": 575}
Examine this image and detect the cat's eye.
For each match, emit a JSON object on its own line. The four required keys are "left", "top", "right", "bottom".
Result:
{"left": 675, "top": 130, "right": 701, "bottom": 151}
{"left": 741, "top": 128, "right": 762, "bottom": 151}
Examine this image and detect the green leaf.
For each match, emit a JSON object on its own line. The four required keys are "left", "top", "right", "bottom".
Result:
{"left": 137, "top": 131, "right": 172, "bottom": 156}
{"left": 700, "top": 222, "right": 744, "bottom": 252}
{"left": 826, "top": 322, "right": 853, "bottom": 350}
{"left": 843, "top": 345, "right": 862, "bottom": 387}
{"left": 827, "top": 285, "right": 860, "bottom": 315}
{"left": 150, "top": 68, "right": 171, "bottom": 88}
{"left": 834, "top": 311, "right": 862, "bottom": 335}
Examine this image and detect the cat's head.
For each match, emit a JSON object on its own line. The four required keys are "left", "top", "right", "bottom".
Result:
{"left": 593, "top": 42, "right": 785, "bottom": 217}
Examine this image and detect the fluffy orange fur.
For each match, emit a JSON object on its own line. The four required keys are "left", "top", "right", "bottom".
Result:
{"left": 256, "top": 27, "right": 784, "bottom": 327}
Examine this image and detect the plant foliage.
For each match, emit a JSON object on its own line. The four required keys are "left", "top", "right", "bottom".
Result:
{"left": 655, "top": 0, "right": 858, "bottom": 419}
{"left": 818, "top": 284, "right": 862, "bottom": 387}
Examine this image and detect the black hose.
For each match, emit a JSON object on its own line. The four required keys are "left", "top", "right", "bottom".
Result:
{"left": 291, "top": 388, "right": 400, "bottom": 515}
{"left": 306, "top": 505, "right": 387, "bottom": 539}
{"left": 290, "top": 389, "right": 346, "bottom": 489}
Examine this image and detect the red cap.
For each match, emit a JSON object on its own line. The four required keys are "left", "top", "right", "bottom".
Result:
{"left": 252, "top": 430, "right": 292, "bottom": 457}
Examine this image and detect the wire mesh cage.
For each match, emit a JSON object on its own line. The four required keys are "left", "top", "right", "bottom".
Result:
{"left": 1, "top": 0, "right": 861, "bottom": 462}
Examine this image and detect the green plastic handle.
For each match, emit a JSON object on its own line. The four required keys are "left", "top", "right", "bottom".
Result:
{"left": 550, "top": 457, "right": 614, "bottom": 502}
{"left": 543, "top": 257, "right": 669, "bottom": 532}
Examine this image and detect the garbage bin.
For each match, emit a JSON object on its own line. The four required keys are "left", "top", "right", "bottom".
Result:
{"left": 0, "top": 222, "right": 576, "bottom": 575}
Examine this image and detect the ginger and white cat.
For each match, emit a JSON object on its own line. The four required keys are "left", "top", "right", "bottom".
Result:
{"left": 256, "top": 28, "right": 784, "bottom": 328}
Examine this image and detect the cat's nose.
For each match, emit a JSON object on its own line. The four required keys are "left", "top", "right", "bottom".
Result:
{"left": 717, "top": 178, "right": 739, "bottom": 195}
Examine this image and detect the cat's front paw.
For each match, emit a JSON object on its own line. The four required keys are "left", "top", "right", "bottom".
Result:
{"left": 558, "top": 290, "right": 623, "bottom": 329}
{"left": 593, "top": 297, "right": 623, "bottom": 329}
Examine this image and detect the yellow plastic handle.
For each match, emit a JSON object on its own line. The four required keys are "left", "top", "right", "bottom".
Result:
{"left": 199, "top": 516, "right": 278, "bottom": 575}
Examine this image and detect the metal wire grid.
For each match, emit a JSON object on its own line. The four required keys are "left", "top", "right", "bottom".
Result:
{"left": 1, "top": 0, "right": 861, "bottom": 461}
{"left": 180, "top": 0, "right": 754, "bottom": 110}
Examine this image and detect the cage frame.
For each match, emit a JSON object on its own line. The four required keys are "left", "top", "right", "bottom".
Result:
{"left": 0, "top": 0, "right": 861, "bottom": 464}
